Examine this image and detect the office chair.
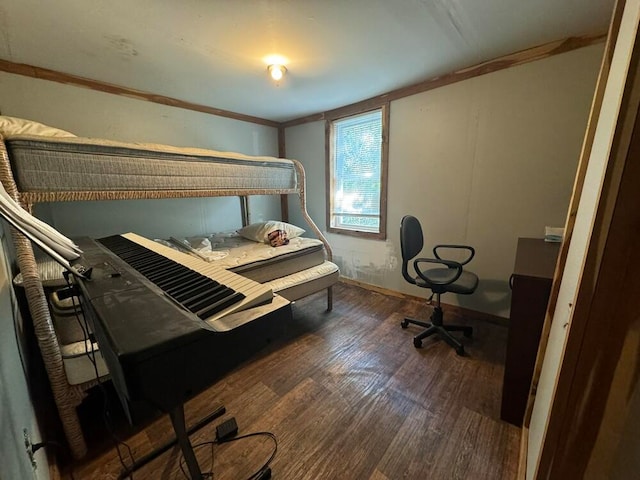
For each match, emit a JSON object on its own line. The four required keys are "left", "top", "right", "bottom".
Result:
{"left": 400, "top": 215, "right": 478, "bottom": 355}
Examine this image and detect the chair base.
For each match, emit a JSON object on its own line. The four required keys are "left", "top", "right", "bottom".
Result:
{"left": 401, "top": 306, "right": 472, "bottom": 356}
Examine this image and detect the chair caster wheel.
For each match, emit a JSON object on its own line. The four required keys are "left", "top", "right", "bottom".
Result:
{"left": 401, "top": 320, "right": 409, "bottom": 329}
{"left": 413, "top": 338, "right": 422, "bottom": 348}
{"left": 456, "top": 346, "right": 465, "bottom": 356}
{"left": 464, "top": 328, "right": 473, "bottom": 338}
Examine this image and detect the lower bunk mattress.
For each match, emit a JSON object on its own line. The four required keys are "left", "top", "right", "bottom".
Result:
{"left": 159, "top": 231, "right": 330, "bottom": 285}
{"left": 155, "top": 230, "right": 340, "bottom": 303}
{"left": 267, "top": 260, "right": 338, "bottom": 301}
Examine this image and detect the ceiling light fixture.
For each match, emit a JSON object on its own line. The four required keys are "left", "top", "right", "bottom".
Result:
{"left": 268, "top": 64, "right": 287, "bottom": 81}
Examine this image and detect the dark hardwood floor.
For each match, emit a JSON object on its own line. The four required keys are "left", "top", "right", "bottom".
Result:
{"left": 65, "top": 282, "right": 519, "bottom": 479}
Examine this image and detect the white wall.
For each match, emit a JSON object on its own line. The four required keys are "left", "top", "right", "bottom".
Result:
{"left": 0, "top": 72, "right": 280, "bottom": 238}
{"left": 0, "top": 223, "right": 48, "bottom": 480}
{"left": 0, "top": 74, "right": 276, "bottom": 152}
{"left": 284, "top": 121, "right": 328, "bottom": 233}
{"left": 286, "top": 44, "right": 604, "bottom": 318}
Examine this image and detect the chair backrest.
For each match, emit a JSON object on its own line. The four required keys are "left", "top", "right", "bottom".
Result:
{"left": 400, "top": 215, "right": 424, "bottom": 284}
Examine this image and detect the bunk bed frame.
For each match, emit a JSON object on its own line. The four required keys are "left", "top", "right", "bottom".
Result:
{"left": 0, "top": 133, "right": 336, "bottom": 459}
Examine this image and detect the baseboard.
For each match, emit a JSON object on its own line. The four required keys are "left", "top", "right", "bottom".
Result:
{"left": 338, "top": 277, "right": 509, "bottom": 327}
{"left": 339, "top": 277, "right": 406, "bottom": 298}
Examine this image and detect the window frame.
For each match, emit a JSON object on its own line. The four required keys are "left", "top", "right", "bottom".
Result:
{"left": 325, "top": 103, "right": 389, "bottom": 240}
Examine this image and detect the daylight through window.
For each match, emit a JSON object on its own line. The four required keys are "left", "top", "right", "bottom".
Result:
{"left": 327, "top": 107, "right": 387, "bottom": 239}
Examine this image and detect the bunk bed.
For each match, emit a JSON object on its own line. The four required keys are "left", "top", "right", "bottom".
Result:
{"left": 0, "top": 119, "right": 339, "bottom": 459}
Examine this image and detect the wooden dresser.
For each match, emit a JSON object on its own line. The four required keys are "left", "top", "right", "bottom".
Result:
{"left": 501, "top": 237, "right": 560, "bottom": 426}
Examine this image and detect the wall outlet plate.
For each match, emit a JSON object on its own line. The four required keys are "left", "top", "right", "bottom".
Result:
{"left": 23, "top": 428, "right": 37, "bottom": 470}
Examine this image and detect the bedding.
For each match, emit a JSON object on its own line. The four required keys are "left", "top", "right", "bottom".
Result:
{"left": 60, "top": 340, "right": 109, "bottom": 386}
{"left": 268, "top": 261, "right": 339, "bottom": 301}
{"left": 13, "top": 257, "right": 68, "bottom": 287}
{"left": 164, "top": 231, "right": 326, "bottom": 283}
{"left": 166, "top": 230, "right": 338, "bottom": 302}
{"left": 237, "top": 220, "right": 305, "bottom": 243}
{"left": 0, "top": 115, "right": 76, "bottom": 138}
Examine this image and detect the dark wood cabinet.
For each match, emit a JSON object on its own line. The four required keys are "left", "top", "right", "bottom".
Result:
{"left": 501, "top": 238, "right": 560, "bottom": 426}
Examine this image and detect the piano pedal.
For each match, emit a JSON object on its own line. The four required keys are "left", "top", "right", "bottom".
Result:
{"left": 215, "top": 417, "right": 238, "bottom": 443}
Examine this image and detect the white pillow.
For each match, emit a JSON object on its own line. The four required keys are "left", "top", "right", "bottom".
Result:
{"left": 237, "top": 221, "right": 305, "bottom": 243}
{"left": 0, "top": 116, "right": 76, "bottom": 138}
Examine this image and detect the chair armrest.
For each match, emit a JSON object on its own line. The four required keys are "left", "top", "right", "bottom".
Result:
{"left": 414, "top": 257, "right": 463, "bottom": 285}
{"left": 433, "top": 244, "right": 475, "bottom": 265}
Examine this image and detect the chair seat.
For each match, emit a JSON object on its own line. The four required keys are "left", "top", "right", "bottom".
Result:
{"left": 415, "top": 268, "right": 479, "bottom": 294}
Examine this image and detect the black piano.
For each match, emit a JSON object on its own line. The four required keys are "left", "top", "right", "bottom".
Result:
{"left": 73, "top": 235, "right": 293, "bottom": 479}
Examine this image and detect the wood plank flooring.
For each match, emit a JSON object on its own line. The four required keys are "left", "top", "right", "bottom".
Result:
{"left": 64, "top": 282, "right": 519, "bottom": 479}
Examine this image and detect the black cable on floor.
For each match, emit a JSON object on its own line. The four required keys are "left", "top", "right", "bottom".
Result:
{"left": 178, "top": 430, "right": 278, "bottom": 480}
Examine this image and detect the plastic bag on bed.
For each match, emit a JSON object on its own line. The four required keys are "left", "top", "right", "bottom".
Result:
{"left": 155, "top": 237, "right": 230, "bottom": 261}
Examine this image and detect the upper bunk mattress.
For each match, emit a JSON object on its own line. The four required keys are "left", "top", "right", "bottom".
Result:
{"left": 4, "top": 135, "right": 297, "bottom": 194}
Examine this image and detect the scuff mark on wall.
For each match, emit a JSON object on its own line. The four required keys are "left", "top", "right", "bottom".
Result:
{"left": 103, "top": 34, "right": 139, "bottom": 58}
{"left": 333, "top": 238, "right": 400, "bottom": 286}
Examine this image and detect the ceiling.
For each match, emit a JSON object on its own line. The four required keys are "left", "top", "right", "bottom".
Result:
{"left": 0, "top": 1, "right": 615, "bottom": 123}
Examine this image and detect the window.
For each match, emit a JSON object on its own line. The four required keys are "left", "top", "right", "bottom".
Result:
{"left": 326, "top": 106, "right": 388, "bottom": 239}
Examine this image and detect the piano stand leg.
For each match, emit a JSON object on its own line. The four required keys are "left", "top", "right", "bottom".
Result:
{"left": 170, "top": 404, "right": 203, "bottom": 480}
{"left": 117, "top": 405, "right": 225, "bottom": 480}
